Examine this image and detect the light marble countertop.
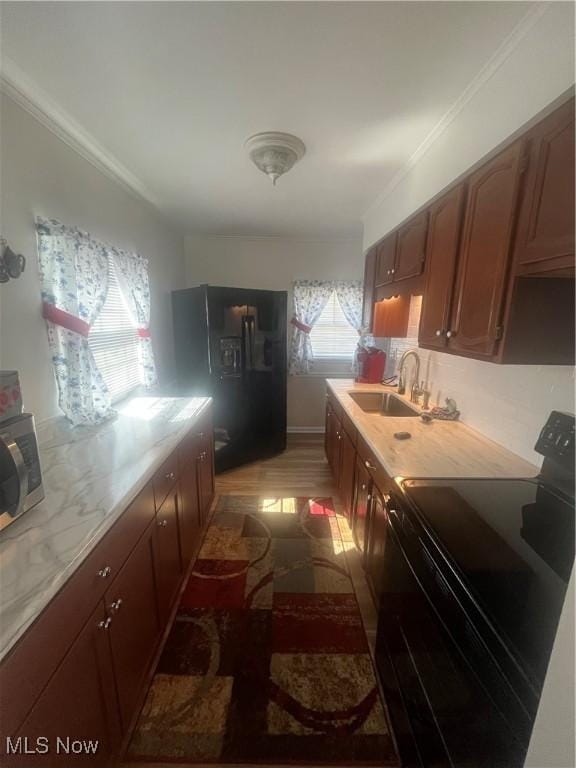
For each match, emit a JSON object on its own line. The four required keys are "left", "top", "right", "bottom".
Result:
{"left": 327, "top": 379, "right": 539, "bottom": 481}
{"left": 0, "top": 395, "right": 211, "bottom": 663}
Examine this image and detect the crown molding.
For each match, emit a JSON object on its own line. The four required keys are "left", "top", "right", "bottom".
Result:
{"left": 184, "top": 232, "right": 362, "bottom": 243}
{"left": 0, "top": 57, "right": 161, "bottom": 210}
{"left": 363, "top": 2, "right": 550, "bottom": 222}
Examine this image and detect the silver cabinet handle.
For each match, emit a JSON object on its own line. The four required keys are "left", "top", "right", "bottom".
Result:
{"left": 98, "top": 617, "right": 112, "bottom": 630}
{"left": 337, "top": 434, "right": 342, "bottom": 441}
{"left": 361, "top": 483, "right": 366, "bottom": 491}
{"left": 364, "top": 460, "right": 377, "bottom": 471}
{"left": 97, "top": 566, "right": 112, "bottom": 579}
{"left": 446, "top": 330, "right": 455, "bottom": 338}
{"left": 435, "top": 329, "right": 444, "bottom": 337}
{"left": 157, "top": 519, "right": 168, "bottom": 527}
{"left": 383, "top": 493, "right": 391, "bottom": 504}
{"left": 2, "top": 437, "right": 27, "bottom": 520}
{"left": 391, "top": 268, "right": 395, "bottom": 274}
{"left": 165, "top": 471, "right": 176, "bottom": 480}
{"left": 195, "top": 432, "right": 205, "bottom": 438}
{"left": 109, "top": 598, "right": 123, "bottom": 613}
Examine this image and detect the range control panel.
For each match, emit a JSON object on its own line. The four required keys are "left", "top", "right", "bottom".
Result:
{"left": 535, "top": 411, "right": 575, "bottom": 468}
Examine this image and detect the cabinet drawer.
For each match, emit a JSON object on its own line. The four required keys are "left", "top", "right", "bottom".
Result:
{"left": 356, "top": 436, "right": 393, "bottom": 496}
{"left": 178, "top": 408, "right": 213, "bottom": 471}
{"left": 153, "top": 452, "right": 179, "bottom": 510}
{"left": 0, "top": 482, "right": 155, "bottom": 736}
{"left": 325, "top": 389, "right": 343, "bottom": 420}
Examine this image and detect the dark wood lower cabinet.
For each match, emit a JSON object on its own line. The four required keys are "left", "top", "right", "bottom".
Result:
{"left": 153, "top": 491, "right": 183, "bottom": 626}
{"left": 178, "top": 466, "right": 200, "bottom": 566}
{"left": 351, "top": 455, "right": 371, "bottom": 553}
{"left": 338, "top": 428, "right": 356, "bottom": 519}
{"left": 0, "top": 405, "right": 216, "bottom": 768}
{"left": 11, "top": 601, "right": 120, "bottom": 768}
{"left": 106, "top": 523, "right": 160, "bottom": 730}
{"left": 364, "top": 485, "right": 390, "bottom": 599}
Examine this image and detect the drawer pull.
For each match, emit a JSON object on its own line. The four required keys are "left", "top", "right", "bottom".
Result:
{"left": 109, "top": 598, "right": 123, "bottom": 613}
{"left": 97, "top": 566, "right": 112, "bottom": 579}
{"left": 98, "top": 617, "right": 112, "bottom": 631}
{"left": 364, "top": 460, "right": 377, "bottom": 471}
{"left": 165, "top": 471, "right": 176, "bottom": 481}
{"left": 361, "top": 483, "right": 366, "bottom": 491}
{"left": 158, "top": 519, "right": 168, "bottom": 527}
{"left": 195, "top": 432, "right": 205, "bottom": 438}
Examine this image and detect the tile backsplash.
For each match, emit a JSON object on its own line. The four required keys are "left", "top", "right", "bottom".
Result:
{"left": 375, "top": 295, "right": 575, "bottom": 466}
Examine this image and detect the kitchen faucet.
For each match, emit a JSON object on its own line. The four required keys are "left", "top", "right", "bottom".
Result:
{"left": 397, "top": 349, "right": 421, "bottom": 403}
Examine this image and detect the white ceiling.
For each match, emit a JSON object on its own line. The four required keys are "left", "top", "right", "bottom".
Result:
{"left": 1, "top": 1, "right": 537, "bottom": 237}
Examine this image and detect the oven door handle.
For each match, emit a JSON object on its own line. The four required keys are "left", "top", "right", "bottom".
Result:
{"left": 4, "top": 437, "right": 28, "bottom": 519}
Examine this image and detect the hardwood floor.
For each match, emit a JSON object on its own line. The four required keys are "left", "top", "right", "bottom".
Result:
{"left": 216, "top": 433, "right": 335, "bottom": 497}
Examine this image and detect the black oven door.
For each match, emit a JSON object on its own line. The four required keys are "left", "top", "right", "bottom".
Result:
{"left": 375, "top": 508, "right": 527, "bottom": 768}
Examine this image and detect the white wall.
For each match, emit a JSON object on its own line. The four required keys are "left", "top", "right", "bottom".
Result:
{"left": 0, "top": 94, "right": 185, "bottom": 423}
{"left": 184, "top": 234, "right": 363, "bottom": 428}
{"left": 363, "top": 2, "right": 575, "bottom": 250}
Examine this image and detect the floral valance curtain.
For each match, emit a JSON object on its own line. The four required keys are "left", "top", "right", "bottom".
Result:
{"left": 37, "top": 217, "right": 158, "bottom": 426}
{"left": 110, "top": 247, "right": 157, "bottom": 388}
{"left": 36, "top": 217, "right": 113, "bottom": 425}
{"left": 288, "top": 279, "right": 363, "bottom": 374}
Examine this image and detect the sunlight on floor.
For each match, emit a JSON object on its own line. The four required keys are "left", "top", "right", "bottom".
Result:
{"left": 260, "top": 497, "right": 297, "bottom": 514}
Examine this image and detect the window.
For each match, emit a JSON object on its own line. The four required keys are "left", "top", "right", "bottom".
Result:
{"left": 89, "top": 258, "right": 141, "bottom": 402}
{"left": 309, "top": 290, "right": 358, "bottom": 359}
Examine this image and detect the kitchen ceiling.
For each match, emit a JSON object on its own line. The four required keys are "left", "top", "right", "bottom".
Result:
{"left": 1, "top": 1, "right": 537, "bottom": 237}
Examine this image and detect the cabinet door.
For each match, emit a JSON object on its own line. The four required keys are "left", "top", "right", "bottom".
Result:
{"left": 365, "top": 485, "right": 390, "bottom": 599}
{"left": 10, "top": 602, "right": 120, "bottom": 768}
{"left": 154, "top": 492, "right": 183, "bottom": 625}
{"left": 197, "top": 434, "right": 215, "bottom": 525}
{"left": 449, "top": 141, "right": 525, "bottom": 358}
{"left": 106, "top": 525, "right": 160, "bottom": 730}
{"left": 375, "top": 234, "right": 397, "bottom": 286}
{"left": 394, "top": 211, "right": 428, "bottom": 281}
{"left": 338, "top": 428, "right": 356, "bottom": 520}
{"left": 514, "top": 98, "right": 575, "bottom": 274}
{"left": 178, "top": 466, "right": 200, "bottom": 568}
{"left": 352, "top": 455, "right": 371, "bottom": 554}
{"left": 419, "top": 185, "right": 466, "bottom": 349}
{"left": 324, "top": 402, "right": 338, "bottom": 478}
{"left": 361, "top": 246, "right": 377, "bottom": 331}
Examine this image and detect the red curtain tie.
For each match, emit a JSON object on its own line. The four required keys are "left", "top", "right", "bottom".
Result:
{"left": 290, "top": 316, "right": 312, "bottom": 334}
{"left": 137, "top": 328, "right": 151, "bottom": 338}
{"left": 42, "top": 302, "right": 90, "bottom": 337}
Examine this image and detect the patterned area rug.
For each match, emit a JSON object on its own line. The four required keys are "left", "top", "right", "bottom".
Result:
{"left": 127, "top": 496, "right": 398, "bottom": 765}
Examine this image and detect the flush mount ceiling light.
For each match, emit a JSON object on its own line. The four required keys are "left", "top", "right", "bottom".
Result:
{"left": 244, "top": 132, "right": 306, "bottom": 186}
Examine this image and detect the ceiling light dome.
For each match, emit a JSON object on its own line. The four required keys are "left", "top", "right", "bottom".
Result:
{"left": 245, "top": 132, "right": 306, "bottom": 185}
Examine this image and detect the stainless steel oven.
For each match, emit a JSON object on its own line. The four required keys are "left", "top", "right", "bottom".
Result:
{"left": 0, "top": 413, "right": 44, "bottom": 531}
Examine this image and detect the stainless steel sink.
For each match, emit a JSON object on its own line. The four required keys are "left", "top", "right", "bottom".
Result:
{"left": 347, "top": 391, "right": 419, "bottom": 417}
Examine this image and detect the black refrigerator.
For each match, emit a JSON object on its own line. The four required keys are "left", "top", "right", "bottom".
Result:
{"left": 172, "top": 285, "right": 287, "bottom": 473}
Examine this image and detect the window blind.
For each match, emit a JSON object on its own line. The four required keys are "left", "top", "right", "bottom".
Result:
{"left": 309, "top": 290, "right": 358, "bottom": 359}
{"left": 89, "top": 258, "right": 141, "bottom": 402}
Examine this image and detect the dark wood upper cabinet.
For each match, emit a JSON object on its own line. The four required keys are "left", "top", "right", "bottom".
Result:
{"left": 394, "top": 210, "right": 428, "bottom": 281}
{"left": 12, "top": 601, "right": 120, "bottom": 767}
{"left": 419, "top": 184, "right": 466, "bottom": 349}
{"left": 513, "top": 98, "right": 575, "bottom": 275}
{"left": 449, "top": 141, "right": 525, "bottom": 359}
{"left": 362, "top": 246, "right": 377, "bottom": 330}
{"left": 106, "top": 524, "right": 160, "bottom": 731}
{"left": 375, "top": 234, "right": 397, "bottom": 286}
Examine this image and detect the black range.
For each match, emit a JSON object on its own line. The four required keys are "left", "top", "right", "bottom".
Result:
{"left": 375, "top": 411, "right": 574, "bottom": 768}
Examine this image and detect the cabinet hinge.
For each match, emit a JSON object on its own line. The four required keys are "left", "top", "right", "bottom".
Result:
{"left": 495, "top": 325, "right": 504, "bottom": 341}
